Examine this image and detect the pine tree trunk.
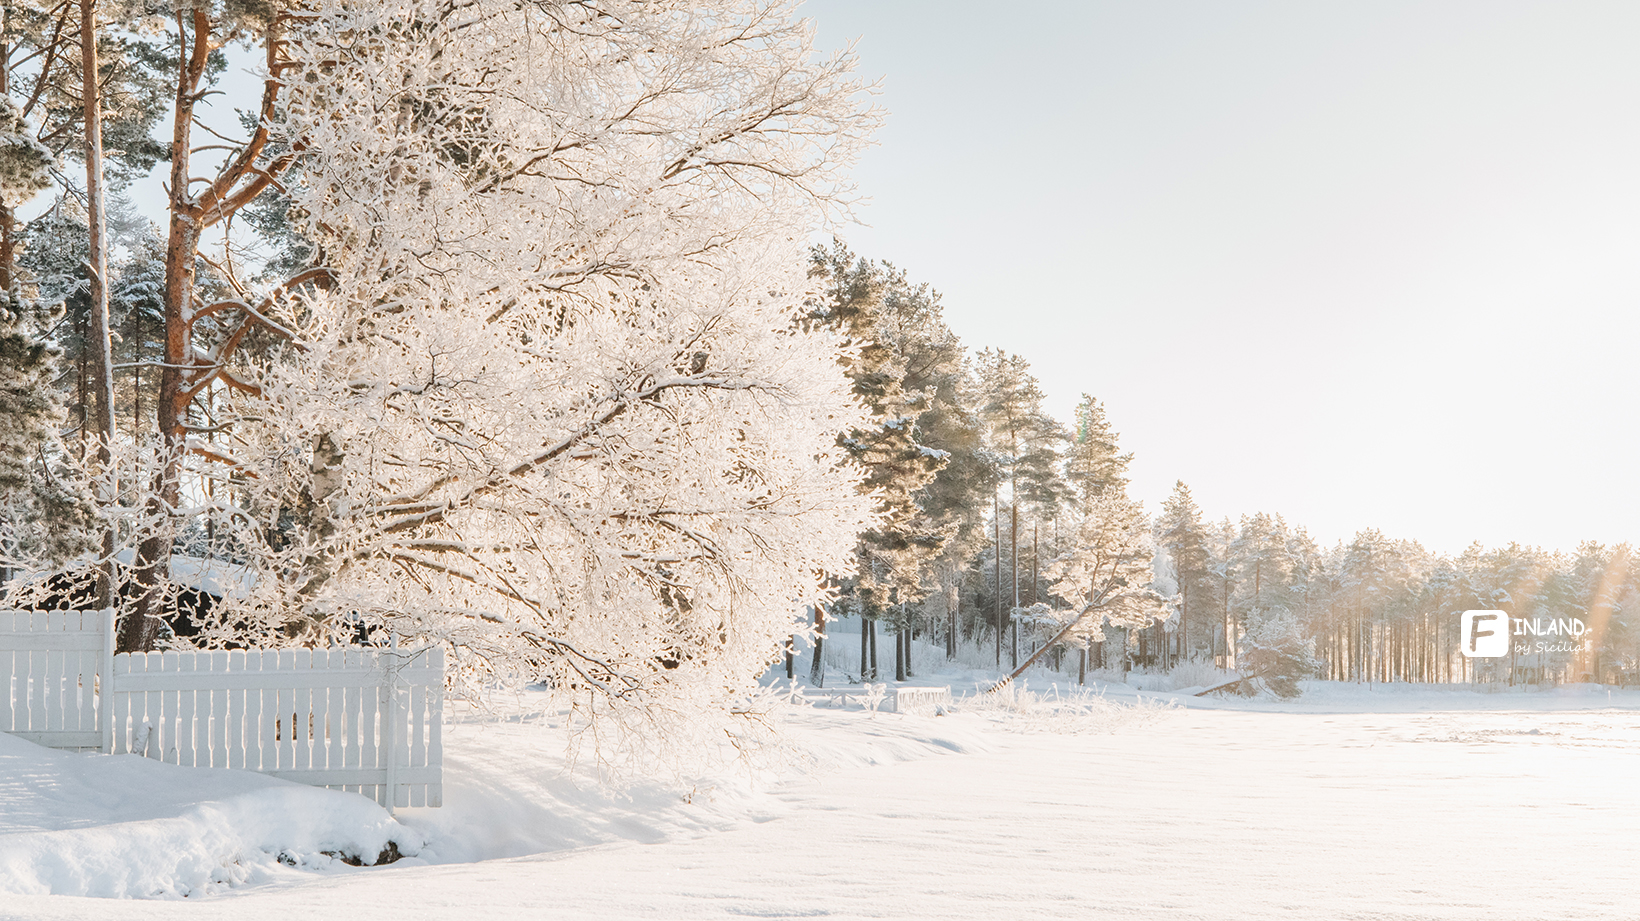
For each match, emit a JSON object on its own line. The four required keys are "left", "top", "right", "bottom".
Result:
{"left": 1010, "top": 502, "right": 1018, "bottom": 670}
{"left": 859, "top": 614, "right": 868, "bottom": 679}
{"left": 1078, "top": 646, "right": 1086, "bottom": 685}
{"left": 125, "top": 11, "right": 213, "bottom": 654}
{"left": 905, "top": 624, "right": 915, "bottom": 678}
{"left": 0, "top": 23, "right": 12, "bottom": 302}
{"left": 993, "top": 492, "right": 1001, "bottom": 668}
{"left": 80, "top": 0, "right": 118, "bottom": 612}
{"left": 868, "top": 617, "right": 878, "bottom": 679}
{"left": 1180, "top": 587, "right": 1189, "bottom": 664}
{"left": 0, "top": 199, "right": 13, "bottom": 304}
{"left": 895, "top": 626, "right": 905, "bottom": 681}
{"left": 810, "top": 605, "right": 826, "bottom": 687}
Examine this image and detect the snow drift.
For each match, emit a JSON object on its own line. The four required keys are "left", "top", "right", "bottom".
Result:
{"left": 0, "top": 732, "right": 420, "bottom": 898}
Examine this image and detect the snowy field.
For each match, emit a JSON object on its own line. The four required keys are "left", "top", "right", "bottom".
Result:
{"left": 5, "top": 678, "right": 1640, "bottom": 920}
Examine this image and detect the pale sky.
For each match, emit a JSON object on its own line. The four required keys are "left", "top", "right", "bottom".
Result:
{"left": 804, "top": 0, "right": 1640, "bottom": 555}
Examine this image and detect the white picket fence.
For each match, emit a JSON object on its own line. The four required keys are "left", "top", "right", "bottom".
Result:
{"left": 0, "top": 610, "right": 112, "bottom": 751}
{"left": 0, "top": 609, "right": 443, "bottom": 808}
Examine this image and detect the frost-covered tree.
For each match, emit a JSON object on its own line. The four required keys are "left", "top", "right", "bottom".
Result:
{"left": 999, "top": 488, "right": 1168, "bottom": 685}
{"left": 189, "top": 0, "right": 882, "bottom": 741}
{"left": 1241, "top": 608, "right": 1319, "bottom": 698}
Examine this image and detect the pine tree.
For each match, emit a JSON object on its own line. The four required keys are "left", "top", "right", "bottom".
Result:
{"left": 116, "top": 3, "right": 302, "bottom": 652}
{"left": 830, "top": 249, "right": 994, "bottom": 665}
{"left": 1157, "top": 481, "right": 1210, "bottom": 661}
{"left": 1063, "top": 394, "right": 1131, "bottom": 503}
{"left": 0, "top": 0, "right": 168, "bottom": 299}
{"left": 968, "top": 348, "right": 1066, "bottom": 667}
{"left": 1229, "top": 513, "right": 1296, "bottom": 635}
{"left": 0, "top": 295, "right": 93, "bottom": 569}
{"left": 808, "top": 243, "right": 949, "bottom": 640}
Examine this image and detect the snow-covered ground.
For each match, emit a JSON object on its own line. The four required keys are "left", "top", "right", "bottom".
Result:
{"left": 5, "top": 673, "right": 1640, "bottom": 919}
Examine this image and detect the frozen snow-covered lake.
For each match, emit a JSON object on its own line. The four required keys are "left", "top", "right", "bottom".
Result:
{"left": 5, "top": 683, "right": 1640, "bottom": 920}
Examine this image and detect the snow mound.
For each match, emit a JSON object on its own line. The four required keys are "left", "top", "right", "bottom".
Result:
{"left": 0, "top": 733, "right": 420, "bottom": 899}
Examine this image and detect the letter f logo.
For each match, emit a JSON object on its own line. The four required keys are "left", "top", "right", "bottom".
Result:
{"left": 1461, "top": 610, "right": 1508, "bottom": 658}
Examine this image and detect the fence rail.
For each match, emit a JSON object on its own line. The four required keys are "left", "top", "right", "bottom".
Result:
{"left": 0, "top": 609, "right": 442, "bottom": 808}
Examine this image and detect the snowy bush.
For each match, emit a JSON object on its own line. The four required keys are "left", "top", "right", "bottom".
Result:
{"left": 1242, "top": 609, "right": 1321, "bottom": 699}
{"left": 1163, "top": 657, "right": 1239, "bottom": 692}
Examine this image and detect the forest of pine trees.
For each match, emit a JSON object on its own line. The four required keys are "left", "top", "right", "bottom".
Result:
{"left": 804, "top": 241, "right": 1640, "bottom": 690}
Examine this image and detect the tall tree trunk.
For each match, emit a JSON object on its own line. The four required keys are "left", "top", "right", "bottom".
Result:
{"left": 80, "top": 0, "right": 117, "bottom": 611}
{"left": 1221, "top": 575, "right": 1231, "bottom": 669}
{"left": 1179, "top": 587, "right": 1188, "bottom": 664}
{"left": 0, "top": 18, "right": 13, "bottom": 304}
{"left": 905, "top": 623, "right": 914, "bottom": 677}
{"left": 868, "top": 617, "right": 878, "bottom": 679}
{"left": 946, "top": 577, "right": 957, "bottom": 660}
{"left": 859, "top": 613, "right": 868, "bottom": 679}
{"left": 1010, "top": 501, "right": 1018, "bottom": 670}
{"left": 993, "top": 492, "right": 1001, "bottom": 667}
{"left": 894, "top": 624, "right": 905, "bottom": 681}
{"left": 810, "top": 605, "right": 826, "bottom": 687}
{"left": 123, "top": 10, "right": 212, "bottom": 654}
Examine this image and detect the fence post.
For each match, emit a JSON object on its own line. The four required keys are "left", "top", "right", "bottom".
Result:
{"left": 381, "top": 632, "right": 399, "bottom": 814}
{"left": 100, "top": 608, "right": 115, "bottom": 754}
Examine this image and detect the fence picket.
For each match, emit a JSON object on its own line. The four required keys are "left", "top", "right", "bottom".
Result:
{"left": 244, "top": 648, "right": 264, "bottom": 770}
{"left": 260, "top": 650, "right": 279, "bottom": 773}
{"left": 28, "top": 612, "right": 46, "bottom": 732}
{"left": 428, "top": 648, "right": 443, "bottom": 807}
{"left": 361, "top": 659, "right": 378, "bottom": 805}
{"left": 0, "top": 616, "right": 14, "bottom": 731}
{"left": 68, "top": 637, "right": 86, "bottom": 734}
{"left": 111, "top": 654, "right": 130, "bottom": 754}
{"left": 45, "top": 633, "right": 63, "bottom": 733}
{"left": 163, "top": 651, "right": 181, "bottom": 762}
{"left": 343, "top": 675, "right": 360, "bottom": 793}
{"left": 211, "top": 651, "right": 228, "bottom": 768}
{"left": 177, "top": 653, "right": 196, "bottom": 766}
{"left": 326, "top": 651, "right": 344, "bottom": 772}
